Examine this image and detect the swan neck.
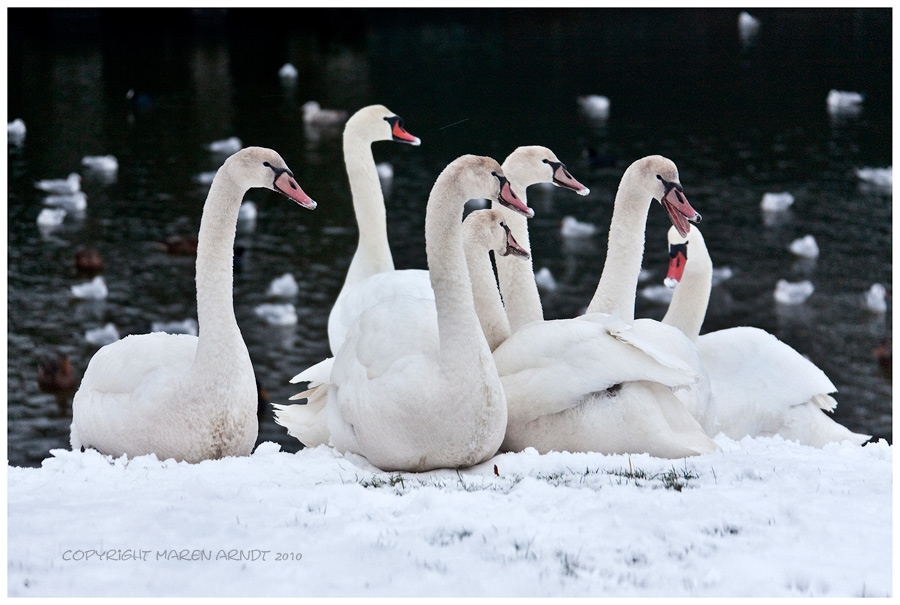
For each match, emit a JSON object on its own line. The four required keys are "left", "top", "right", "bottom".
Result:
{"left": 192, "top": 170, "right": 251, "bottom": 376}
{"left": 492, "top": 195, "right": 543, "bottom": 332}
{"left": 425, "top": 181, "right": 493, "bottom": 369}
{"left": 466, "top": 242, "right": 511, "bottom": 352}
{"left": 662, "top": 238, "right": 712, "bottom": 342}
{"left": 586, "top": 178, "right": 652, "bottom": 322}
{"left": 341, "top": 132, "right": 394, "bottom": 288}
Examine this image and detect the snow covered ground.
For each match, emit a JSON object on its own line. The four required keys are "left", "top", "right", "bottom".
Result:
{"left": 7, "top": 436, "right": 892, "bottom": 597}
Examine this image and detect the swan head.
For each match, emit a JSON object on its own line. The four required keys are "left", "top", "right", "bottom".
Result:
{"left": 664, "top": 225, "right": 708, "bottom": 287}
{"left": 224, "top": 147, "right": 317, "bottom": 210}
{"left": 443, "top": 155, "right": 534, "bottom": 218}
{"left": 344, "top": 104, "right": 421, "bottom": 146}
{"left": 502, "top": 145, "right": 590, "bottom": 195}
{"left": 627, "top": 155, "right": 701, "bottom": 237}
{"left": 463, "top": 209, "right": 530, "bottom": 259}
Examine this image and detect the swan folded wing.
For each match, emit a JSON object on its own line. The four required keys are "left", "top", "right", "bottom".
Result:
{"left": 76, "top": 333, "right": 197, "bottom": 396}
{"left": 493, "top": 318, "right": 700, "bottom": 426}
{"left": 329, "top": 269, "right": 434, "bottom": 352}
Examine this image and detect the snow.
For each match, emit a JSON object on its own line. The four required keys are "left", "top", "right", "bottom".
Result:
{"left": 7, "top": 436, "right": 891, "bottom": 597}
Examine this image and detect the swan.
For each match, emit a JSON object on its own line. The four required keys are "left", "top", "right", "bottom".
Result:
{"left": 277, "top": 156, "right": 532, "bottom": 471}
{"left": 35, "top": 173, "right": 81, "bottom": 195}
{"left": 490, "top": 145, "right": 589, "bottom": 333}
{"left": 70, "top": 147, "right": 317, "bottom": 463}
{"left": 278, "top": 147, "right": 584, "bottom": 445}
{"left": 325, "top": 104, "right": 422, "bottom": 353}
{"left": 661, "top": 225, "right": 870, "bottom": 447}
{"left": 473, "top": 157, "right": 717, "bottom": 458}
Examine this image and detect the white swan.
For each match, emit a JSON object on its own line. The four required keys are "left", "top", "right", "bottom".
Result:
{"left": 661, "top": 225, "right": 870, "bottom": 446}
{"left": 274, "top": 205, "right": 532, "bottom": 449}
{"left": 490, "top": 145, "right": 589, "bottom": 333}
{"left": 321, "top": 155, "right": 532, "bottom": 471}
{"left": 325, "top": 104, "right": 422, "bottom": 354}
{"left": 477, "top": 156, "right": 717, "bottom": 458}
{"left": 70, "top": 147, "right": 317, "bottom": 463}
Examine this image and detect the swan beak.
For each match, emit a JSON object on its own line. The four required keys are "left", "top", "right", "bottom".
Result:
{"left": 387, "top": 116, "right": 421, "bottom": 146}
{"left": 498, "top": 177, "right": 534, "bottom": 218}
{"left": 501, "top": 223, "right": 530, "bottom": 259}
{"left": 274, "top": 172, "right": 317, "bottom": 210}
{"left": 551, "top": 162, "right": 590, "bottom": 196}
{"left": 665, "top": 242, "right": 688, "bottom": 287}
{"left": 661, "top": 187, "right": 700, "bottom": 237}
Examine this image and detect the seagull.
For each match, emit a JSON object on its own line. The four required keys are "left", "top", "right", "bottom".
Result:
{"left": 788, "top": 234, "right": 819, "bottom": 259}
{"left": 35, "top": 173, "right": 81, "bottom": 195}
{"left": 774, "top": 279, "right": 814, "bottom": 305}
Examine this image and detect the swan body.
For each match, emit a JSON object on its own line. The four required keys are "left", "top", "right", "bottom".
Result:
{"left": 484, "top": 156, "right": 716, "bottom": 457}
{"left": 325, "top": 105, "right": 421, "bottom": 354}
{"left": 35, "top": 173, "right": 81, "bottom": 195}
{"left": 281, "top": 156, "right": 532, "bottom": 471}
{"left": 70, "top": 147, "right": 317, "bottom": 463}
{"left": 662, "top": 225, "right": 870, "bottom": 447}
{"left": 774, "top": 279, "right": 814, "bottom": 305}
{"left": 760, "top": 192, "right": 794, "bottom": 212}
{"left": 788, "top": 234, "right": 819, "bottom": 258}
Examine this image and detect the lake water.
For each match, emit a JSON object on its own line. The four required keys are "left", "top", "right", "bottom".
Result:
{"left": 7, "top": 8, "right": 892, "bottom": 467}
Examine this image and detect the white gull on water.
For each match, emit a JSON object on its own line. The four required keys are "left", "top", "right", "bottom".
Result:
{"left": 6, "top": 437, "right": 890, "bottom": 597}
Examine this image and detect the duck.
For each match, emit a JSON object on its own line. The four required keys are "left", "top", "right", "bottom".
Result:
{"left": 788, "top": 234, "right": 819, "bottom": 259}
{"left": 774, "top": 279, "right": 814, "bottom": 305}
{"left": 302, "top": 101, "right": 349, "bottom": 126}
{"left": 81, "top": 155, "right": 119, "bottom": 172}
{"left": 277, "top": 155, "right": 532, "bottom": 471}
{"left": 760, "top": 191, "right": 794, "bottom": 212}
{"left": 254, "top": 303, "right": 298, "bottom": 326}
{"left": 74, "top": 246, "right": 104, "bottom": 276}
{"left": 35, "top": 172, "right": 81, "bottom": 195}
{"left": 661, "top": 225, "right": 870, "bottom": 446}
{"left": 85, "top": 323, "right": 120, "bottom": 347}
{"left": 70, "top": 147, "right": 317, "bottom": 463}
{"left": 323, "top": 104, "right": 421, "bottom": 354}
{"left": 873, "top": 340, "right": 891, "bottom": 378}
{"left": 485, "top": 156, "right": 716, "bottom": 458}
{"left": 266, "top": 273, "right": 299, "bottom": 298}
{"left": 70, "top": 276, "right": 108, "bottom": 300}
{"left": 206, "top": 136, "right": 243, "bottom": 155}
{"left": 38, "top": 354, "right": 80, "bottom": 412}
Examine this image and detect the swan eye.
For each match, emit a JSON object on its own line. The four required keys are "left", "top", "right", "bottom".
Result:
{"left": 656, "top": 174, "right": 663, "bottom": 181}
{"left": 263, "top": 162, "right": 272, "bottom": 168}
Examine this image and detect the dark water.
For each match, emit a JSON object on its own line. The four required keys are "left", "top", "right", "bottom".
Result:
{"left": 7, "top": 9, "right": 892, "bottom": 467}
